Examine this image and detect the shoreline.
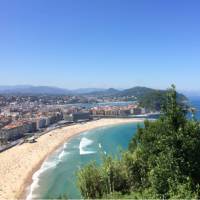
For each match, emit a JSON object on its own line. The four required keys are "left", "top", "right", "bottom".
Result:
{"left": 0, "top": 118, "right": 144, "bottom": 200}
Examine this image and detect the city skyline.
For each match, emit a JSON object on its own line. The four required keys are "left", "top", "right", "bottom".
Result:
{"left": 0, "top": 0, "right": 200, "bottom": 90}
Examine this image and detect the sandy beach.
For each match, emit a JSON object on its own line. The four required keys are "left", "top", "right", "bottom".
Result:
{"left": 0, "top": 118, "right": 144, "bottom": 200}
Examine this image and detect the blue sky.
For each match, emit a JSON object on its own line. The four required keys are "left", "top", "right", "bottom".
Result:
{"left": 0, "top": 0, "right": 200, "bottom": 90}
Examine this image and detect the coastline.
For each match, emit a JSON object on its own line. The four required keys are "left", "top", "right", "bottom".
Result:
{"left": 0, "top": 118, "right": 144, "bottom": 200}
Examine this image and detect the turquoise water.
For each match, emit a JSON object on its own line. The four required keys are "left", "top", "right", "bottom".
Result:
{"left": 27, "top": 123, "right": 141, "bottom": 199}
{"left": 189, "top": 98, "right": 200, "bottom": 120}
{"left": 186, "top": 98, "right": 200, "bottom": 120}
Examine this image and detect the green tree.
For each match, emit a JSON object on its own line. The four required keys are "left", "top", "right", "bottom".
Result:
{"left": 77, "top": 85, "right": 200, "bottom": 199}
{"left": 102, "top": 156, "right": 131, "bottom": 195}
{"left": 77, "top": 162, "right": 106, "bottom": 199}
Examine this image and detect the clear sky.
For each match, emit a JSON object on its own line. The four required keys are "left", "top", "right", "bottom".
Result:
{"left": 0, "top": 0, "right": 200, "bottom": 90}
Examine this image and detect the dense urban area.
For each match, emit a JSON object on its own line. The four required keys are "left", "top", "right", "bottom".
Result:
{"left": 0, "top": 93, "right": 150, "bottom": 151}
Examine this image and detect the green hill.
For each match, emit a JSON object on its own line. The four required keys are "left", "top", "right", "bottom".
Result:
{"left": 117, "top": 86, "right": 155, "bottom": 97}
{"left": 86, "top": 86, "right": 187, "bottom": 111}
{"left": 137, "top": 89, "right": 187, "bottom": 111}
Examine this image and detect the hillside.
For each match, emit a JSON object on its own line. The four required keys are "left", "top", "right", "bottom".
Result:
{"left": 0, "top": 86, "right": 108, "bottom": 95}
{"left": 84, "top": 86, "right": 156, "bottom": 97}
{"left": 137, "top": 89, "right": 187, "bottom": 111}
{"left": 85, "top": 88, "right": 120, "bottom": 96}
{"left": 0, "top": 85, "right": 71, "bottom": 95}
{"left": 86, "top": 86, "right": 187, "bottom": 111}
{"left": 117, "top": 86, "right": 155, "bottom": 97}
{"left": 0, "top": 85, "right": 187, "bottom": 111}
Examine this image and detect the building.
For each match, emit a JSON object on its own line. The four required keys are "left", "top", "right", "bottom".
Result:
{"left": 0, "top": 116, "right": 12, "bottom": 128}
{"left": 25, "top": 121, "right": 37, "bottom": 133}
{"left": 45, "top": 117, "right": 51, "bottom": 127}
{"left": 63, "top": 113, "right": 73, "bottom": 122}
{"left": 133, "top": 108, "right": 142, "bottom": 115}
{"left": 36, "top": 117, "right": 47, "bottom": 129}
{"left": 72, "top": 112, "right": 91, "bottom": 122}
{"left": 119, "top": 109, "right": 131, "bottom": 116}
{"left": 0, "top": 119, "right": 38, "bottom": 141}
{"left": 0, "top": 123, "right": 25, "bottom": 141}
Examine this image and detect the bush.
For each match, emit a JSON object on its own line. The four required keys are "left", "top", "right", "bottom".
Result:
{"left": 77, "top": 85, "right": 200, "bottom": 199}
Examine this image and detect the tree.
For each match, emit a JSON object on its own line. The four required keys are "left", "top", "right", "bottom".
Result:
{"left": 77, "top": 162, "right": 106, "bottom": 199}
{"left": 77, "top": 85, "right": 200, "bottom": 199}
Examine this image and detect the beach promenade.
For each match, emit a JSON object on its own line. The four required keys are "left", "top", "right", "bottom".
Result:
{"left": 0, "top": 118, "right": 144, "bottom": 200}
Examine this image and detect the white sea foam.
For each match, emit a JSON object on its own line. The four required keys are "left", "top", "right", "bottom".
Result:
{"left": 104, "top": 151, "right": 107, "bottom": 155}
{"left": 99, "top": 143, "right": 102, "bottom": 148}
{"left": 26, "top": 158, "right": 59, "bottom": 200}
{"left": 63, "top": 143, "right": 68, "bottom": 149}
{"left": 58, "top": 143, "right": 69, "bottom": 161}
{"left": 79, "top": 137, "right": 96, "bottom": 155}
{"left": 58, "top": 150, "right": 66, "bottom": 160}
{"left": 26, "top": 144, "right": 68, "bottom": 200}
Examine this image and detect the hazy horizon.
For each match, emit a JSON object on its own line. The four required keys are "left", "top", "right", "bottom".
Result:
{"left": 0, "top": 84, "right": 200, "bottom": 96}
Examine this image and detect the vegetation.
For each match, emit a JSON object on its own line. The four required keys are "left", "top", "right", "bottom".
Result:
{"left": 138, "top": 88, "right": 187, "bottom": 112}
{"left": 77, "top": 85, "right": 200, "bottom": 199}
{"left": 57, "top": 193, "right": 68, "bottom": 200}
{"left": 138, "top": 90, "right": 167, "bottom": 111}
{"left": 86, "top": 86, "right": 187, "bottom": 111}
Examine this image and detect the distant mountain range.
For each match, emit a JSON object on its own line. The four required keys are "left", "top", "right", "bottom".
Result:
{"left": 0, "top": 85, "right": 71, "bottom": 95}
{"left": 0, "top": 85, "right": 111, "bottom": 95}
{"left": 0, "top": 85, "right": 187, "bottom": 100}
{"left": 0, "top": 85, "right": 154, "bottom": 96}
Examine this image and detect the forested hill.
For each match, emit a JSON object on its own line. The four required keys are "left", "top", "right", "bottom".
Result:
{"left": 86, "top": 86, "right": 187, "bottom": 112}
{"left": 118, "top": 87, "right": 186, "bottom": 101}
{"left": 135, "top": 88, "right": 187, "bottom": 111}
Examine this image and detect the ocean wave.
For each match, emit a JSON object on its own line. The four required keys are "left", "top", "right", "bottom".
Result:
{"left": 26, "top": 158, "right": 59, "bottom": 200}
{"left": 58, "top": 143, "right": 69, "bottom": 161}
{"left": 63, "top": 143, "right": 68, "bottom": 149}
{"left": 79, "top": 137, "right": 96, "bottom": 155}
{"left": 58, "top": 150, "right": 66, "bottom": 160}
{"left": 26, "top": 143, "right": 69, "bottom": 200}
{"left": 58, "top": 152, "right": 69, "bottom": 161}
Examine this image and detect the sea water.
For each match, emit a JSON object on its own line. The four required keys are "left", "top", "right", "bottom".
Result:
{"left": 189, "top": 97, "right": 200, "bottom": 120}
{"left": 27, "top": 123, "right": 140, "bottom": 199}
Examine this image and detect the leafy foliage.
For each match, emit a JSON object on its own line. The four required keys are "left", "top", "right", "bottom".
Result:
{"left": 77, "top": 162, "right": 106, "bottom": 199}
{"left": 77, "top": 85, "right": 200, "bottom": 199}
{"left": 138, "top": 90, "right": 166, "bottom": 111}
{"left": 138, "top": 86, "right": 187, "bottom": 112}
